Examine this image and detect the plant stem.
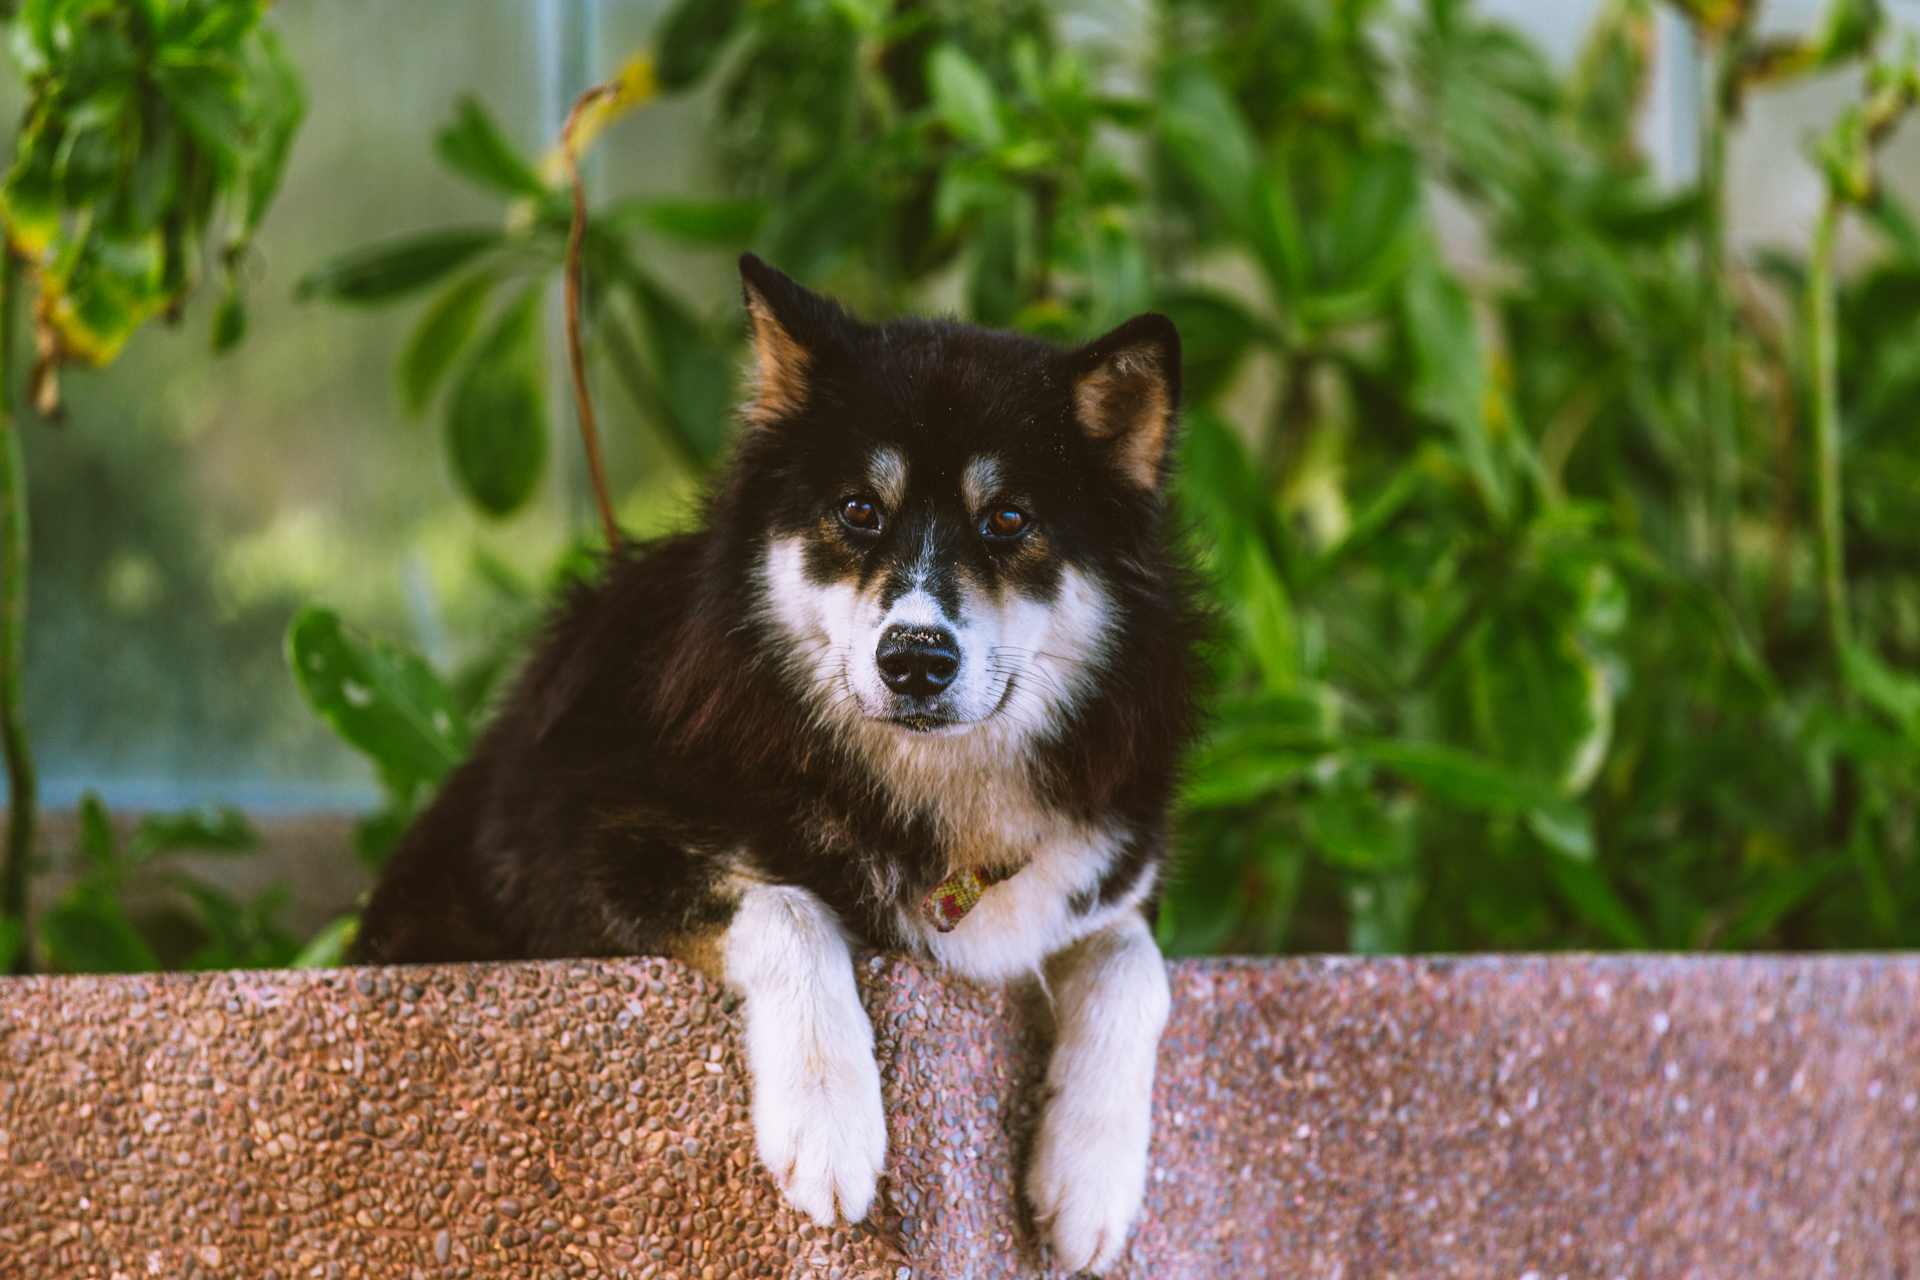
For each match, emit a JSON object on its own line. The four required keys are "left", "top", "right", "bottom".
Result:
{"left": 1807, "top": 196, "right": 1849, "bottom": 666}
{"left": 0, "top": 252, "right": 35, "bottom": 973}
{"left": 1697, "top": 36, "right": 1740, "bottom": 605}
{"left": 560, "top": 83, "right": 622, "bottom": 551}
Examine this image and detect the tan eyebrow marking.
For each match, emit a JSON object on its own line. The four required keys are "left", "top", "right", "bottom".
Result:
{"left": 868, "top": 447, "right": 909, "bottom": 510}
{"left": 961, "top": 455, "right": 1003, "bottom": 511}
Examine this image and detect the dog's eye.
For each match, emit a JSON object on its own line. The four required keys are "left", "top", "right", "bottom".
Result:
{"left": 982, "top": 506, "right": 1030, "bottom": 539}
{"left": 839, "top": 496, "right": 882, "bottom": 532}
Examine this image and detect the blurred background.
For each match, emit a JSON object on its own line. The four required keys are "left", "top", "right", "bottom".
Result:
{"left": 4, "top": 0, "right": 1918, "bottom": 969}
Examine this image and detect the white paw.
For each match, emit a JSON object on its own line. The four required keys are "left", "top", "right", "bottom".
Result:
{"left": 724, "top": 882, "right": 890, "bottom": 1225}
{"left": 1027, "top": 1095, "right": 1150, "bottom": 1274}
{"left": 752, "top": 1047, "right": 887, "bottom": 1224}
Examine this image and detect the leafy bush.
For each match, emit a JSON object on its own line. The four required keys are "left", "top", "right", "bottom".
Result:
{"left": 297, "top": 0, "right": 1920, "bottom": 957}
{"left": 0, "top": 0, "right": 305, "bottom": 972}
{"left": 36, "top": 792, "right": 302, "bottom": 972}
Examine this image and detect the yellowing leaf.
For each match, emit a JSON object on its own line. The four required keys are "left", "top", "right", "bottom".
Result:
{"left": 539, "top": 52, "right": 659, "bottom": 185}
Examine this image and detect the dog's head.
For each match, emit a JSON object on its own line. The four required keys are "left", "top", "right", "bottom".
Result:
{"left": 732, "top": 255, "right": 1182, "bottom": 742}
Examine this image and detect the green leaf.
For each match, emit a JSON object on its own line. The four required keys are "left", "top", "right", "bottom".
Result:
{"left": 124, "top": 805, "right": 259, "bottom": 869}
{"left": 1305, "top": 448, "right": 1431, "bottom": 585}
{"left": 1305, "top": 784, "right": 1415, "bottom": 872}
{"left": 1158, "top": 815, "right": 1261, "bottom": 955}
{"left": 1180, "top": 754, "right": 1318, "bottom": 811}
{"left": 435, "top": 95, "right": 545, "bottom": 198}
{"left": 79, "top": 791, "right": 117, "bottom": 875}
{"left": 1718, "top": 858, "right": 1845, "bottom": 949}
{"left": 1303, "top": 144, "right": 1422, "bottom": 307}
{"left": 1842, "top": 642, "right": 1920, "bottom": 738}
{"left": 1544, "top": 853, "right": 1649, "bottom": 948}
{"left": 1180, "top": 695, "right": 1332, "bottom": 810}
{"left": 656, "top": 0, "right": 746, "bottom": 91}
{"left": 1356, "top": 739, "right": 1558, "bottom": 810}
{"left": 161, "top": 1, "right": 263, "bottom": 51}
{"left": 0, "top": 916, "right": 23, "bottom": 971}
{"left": 211, "top": 285, "right": 247, "bottom": 352}
{"left": 965, "top": 197, "right": 1027, "bottom": 327}
{"left": 1572, "top": 0, "right": 1655, "bottom": 154}
{"left": 928, "top": 44, "right": 1005, "bottom": 149}
{"left": 1812, "top": 0, "right": 1883, "bottom": 67}
{"left": 613, "top": 198, "right": 764, "bottom": 244}
{"left": 293, "top": 914, "right": 359, "bottom": 969}
{"left": 764, "top": 156, "right": 886, "bottom": 279}
{"left": 1403, "top": 252, "right": 1507, "bottom": 518}
{"left": 1591, "top": 188, "right": 1706, "bottom": 243}
{"left": 155, "top": 61, "right": 247, "bottom": 154}
{"left": 296, "top": 229, "right": 502, "bottom": 305}
{"left": 1346, "top": 871, "right": 1420, "bottom": 954}
{"left": 285, "top": 605, "right": 470, "bottom": 797}
{"left": 1178, "top": 408, "right": 1284, "bottom": 579}
{"left": 1154, "top": 287, "right": 1267, "bottom": 406}
{"left": 1084, "top": 213, "right": 1150, "bottom": 334}
{"left": 42, "top": 886, "right": 158, "bottom": 974}
{"left": 1159, "top": 66, "right": 1307, "bottom": 295}
{"left": 444, "top": 286, "right": 548, "bottom": 517}
{"left": 1469, "top": 602, "right": 1614, "bottom": 794}
{"left": 618, "top": 268, "right": 737, "bottom": 470}
{"left": 1865, "top": 192, "right": 1920, "bottom": 265}
{"left": 237, "top": 26, "right": 306, "bottom": 238}
{"left": 173, "top": 879, "right": 300, "bottom": 971}
{"left": 1237, "top": 539, "right": 1299, "bottom": 694}
{"left": 1156, "top": 62, "right": 1262, "bottom": 242}
{"left": 1526, "top": 800, "right": 1595, "bottom": 860}
{"left": 401, "top": 272, "right": 495, "bottom": 416}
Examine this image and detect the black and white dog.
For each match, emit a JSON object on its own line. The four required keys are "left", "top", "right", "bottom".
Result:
{"left": 351, "top": 255, "right": 1205, "bottom": 1272}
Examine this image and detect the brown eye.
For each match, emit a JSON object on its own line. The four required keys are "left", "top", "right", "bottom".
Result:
{"left": 983, "top": 506, "right": 1029, "bottom": 538}
{"left": 839, "top": 496, "right": 882, "bottom": 532}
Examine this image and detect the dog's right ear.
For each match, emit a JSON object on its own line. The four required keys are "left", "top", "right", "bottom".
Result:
{"left": 740, "top": 254, "right": 836, "bottom": 428}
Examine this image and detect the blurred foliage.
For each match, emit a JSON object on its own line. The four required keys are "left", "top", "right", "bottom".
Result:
{"left": 287, "top": 602, "right": 469, "bottom": 867}
{"left": 33, "top": 789, "right": 303, "bottom": 972}
{"left": 0, "top": 0, "right": 306, "bottom": 974}
{"left": 298, "top": 0, "right": 1920, "bottom": 958}
{"left": 1, "top": 0, "right": 303, "bottom": 405}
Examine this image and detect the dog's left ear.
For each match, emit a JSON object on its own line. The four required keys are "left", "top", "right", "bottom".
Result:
{"left": 1065, "top": 313, "right": 1182, "bottom": 491}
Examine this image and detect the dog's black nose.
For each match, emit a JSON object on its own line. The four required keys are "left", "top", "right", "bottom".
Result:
{"left": 877, "top": 624, "right": 960, "bottom": 698}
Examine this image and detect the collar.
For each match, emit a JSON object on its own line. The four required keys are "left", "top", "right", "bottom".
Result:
{"left": 919, "top": 860, "right": 1028, "bottom": 933}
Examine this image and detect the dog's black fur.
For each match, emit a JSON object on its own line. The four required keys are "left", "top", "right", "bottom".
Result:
{"left": 351, "top": 258, "right": 1204, "bottom": 971}
{"left": 349, "top": 255, "right": 1206, "bottom": 1270}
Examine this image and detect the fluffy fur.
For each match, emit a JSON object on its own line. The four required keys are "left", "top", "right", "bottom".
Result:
{"left": 350, "top": 255, "right": 1206, "bottom": 1272}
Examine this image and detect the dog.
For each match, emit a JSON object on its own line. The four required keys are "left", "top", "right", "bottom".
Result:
{"left": 349, "top": 254, "right": 1205, "bottom": 1273}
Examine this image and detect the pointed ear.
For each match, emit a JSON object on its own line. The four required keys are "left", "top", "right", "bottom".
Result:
{"left": 739, "top": 253, "right": 831, "bottom": 428}
{"left": 1066, "top": 313, "right": 1183, "bottom": 490}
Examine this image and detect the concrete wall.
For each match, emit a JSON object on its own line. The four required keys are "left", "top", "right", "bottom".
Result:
{"left": 4, "top": 954, "right": 1919, "bottom": 1279}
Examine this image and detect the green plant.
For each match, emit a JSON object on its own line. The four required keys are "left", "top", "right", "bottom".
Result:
{"left": 294, "top": 62, "right": 743, "bottom": 505}
{"left": 286, "top": 603, "right": 469, "bottom": 873}
{"left": 284, "top": 552, "right": 593, "bottom": 871}
{"left": 1153, "top": 0, "right": 1920, "bottom": 953}
{"left": 0, "top": 0, "right": 304, "bottom": 971}
{"left": 37, "top": 790, "right": 304, "bottom": 972}
{"left": 293, "top": 0, "right": 1920, "bottom": 959}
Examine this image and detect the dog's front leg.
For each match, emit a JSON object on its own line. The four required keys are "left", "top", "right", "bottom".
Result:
{"left": 722, "top": 881, "right": 887, "bottom": 1224}
{"left": 1027, "top": 910, "right": 1171, "bottom": 1274}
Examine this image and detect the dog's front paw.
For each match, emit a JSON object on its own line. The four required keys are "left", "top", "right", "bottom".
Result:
{"left": 1027, "top": 1096, "right": 1150, "bottom": 1274}
{"left": 751, "top": 1047, "right": 887, "bottom": 1224}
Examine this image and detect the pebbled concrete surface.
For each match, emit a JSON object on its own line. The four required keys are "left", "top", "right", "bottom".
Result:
{"left": 3, "top": 954, "right": 1920, "bottom": 1278}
